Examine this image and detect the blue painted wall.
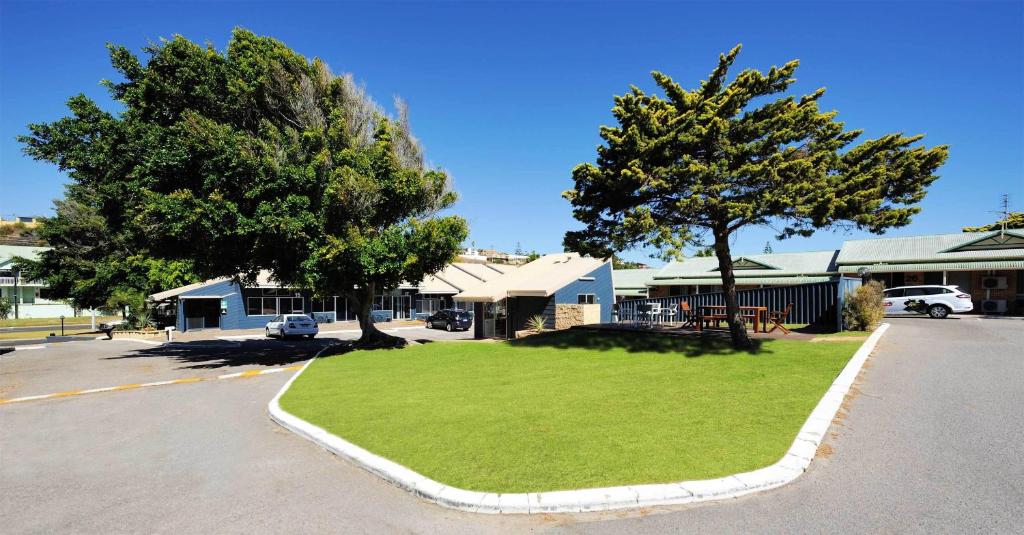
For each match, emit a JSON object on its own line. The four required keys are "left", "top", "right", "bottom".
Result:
{"left": 552, "top": 262, "right": 614, "bottom": 323}
{"left": 176, "top": 279, "right": 277, "bottom": 331}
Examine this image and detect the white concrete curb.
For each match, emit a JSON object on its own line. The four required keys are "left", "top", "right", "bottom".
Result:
{"left": 269, "top": 324, "right": 890, "bottom": 514}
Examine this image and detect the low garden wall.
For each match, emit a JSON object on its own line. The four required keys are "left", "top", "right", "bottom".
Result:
{"left": 554, "top": 304, "right": 601, "bottom": 330}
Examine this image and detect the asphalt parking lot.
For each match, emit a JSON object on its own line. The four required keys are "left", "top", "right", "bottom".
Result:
{"left": 2, "top": 318, "right": 1021, "bottom": 533}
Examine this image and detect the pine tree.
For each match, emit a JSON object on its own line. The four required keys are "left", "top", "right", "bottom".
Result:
{"left": 564, "top": 45, "right": 948, "bottom": 349}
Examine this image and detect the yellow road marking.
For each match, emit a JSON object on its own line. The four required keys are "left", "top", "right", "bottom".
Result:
{"left": 0, "top": 362, "right": 307, "bottom": 406}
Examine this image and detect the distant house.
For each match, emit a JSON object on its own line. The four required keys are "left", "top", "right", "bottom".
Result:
{"left": 454, "top": 253, "right": 613, "bottom": 338}
{"left": 836, "top": 230, "right": 1024, "bottom": 314}
{"left": 647, "top": 250, "right": 841, "bottom": 297}
{"left": 613, "top": 268, "right": 656, "bottom": 300}
{"left": 0, "top": 244, "right": 90, "bottom": 319}
{"left": 150, "top": 262, "right": 514, "bottom": 332}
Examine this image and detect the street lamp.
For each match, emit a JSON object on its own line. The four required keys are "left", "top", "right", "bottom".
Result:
{"left": 856, "top": 267, "right": 872, "bottom": 285}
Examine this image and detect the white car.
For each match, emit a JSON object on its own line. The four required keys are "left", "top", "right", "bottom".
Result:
{"left": 265, "top": 314, "right": 318, "bottom": 339}
{"left": 882, "top": 285, "right": 974, "bottom": 319}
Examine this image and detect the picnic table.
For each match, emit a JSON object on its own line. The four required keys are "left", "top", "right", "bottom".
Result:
{"left": 695, "top": 305, "right": 768, "bottom": 333}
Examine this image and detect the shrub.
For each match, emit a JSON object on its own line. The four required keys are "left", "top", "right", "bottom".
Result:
{"left": 526, "top": 314, "right": 547, "bottom": 333}
{"left": 843, "top": 281, "right": 885, "bottom": 331}
{"left": 0, "top": 296, "right": 11, "bottom": 319}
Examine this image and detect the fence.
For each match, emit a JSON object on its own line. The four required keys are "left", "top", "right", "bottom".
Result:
{"left": 619, "top": 278, "right": 862, "bottom": 331}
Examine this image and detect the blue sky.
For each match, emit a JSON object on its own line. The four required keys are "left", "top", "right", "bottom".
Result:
{"left": 2, "top": 1, "right": 1021, "bottom": 265}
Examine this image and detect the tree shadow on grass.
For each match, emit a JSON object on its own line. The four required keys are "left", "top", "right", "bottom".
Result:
{"left": 103, "top": 336, "right": 352, "bottom": 369}
{"left": 511, "top": 329, "right": 767, "bottom": 357}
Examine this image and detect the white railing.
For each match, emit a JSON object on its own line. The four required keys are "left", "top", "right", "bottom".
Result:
{"left": 0, "top": 277, "right": 19, "bottom": 285}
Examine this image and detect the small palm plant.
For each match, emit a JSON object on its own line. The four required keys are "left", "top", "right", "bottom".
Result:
{"left": 527, "top": 314, "right": 547, "bottom": 333}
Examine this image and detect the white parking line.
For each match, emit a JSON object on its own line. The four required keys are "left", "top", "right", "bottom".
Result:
{"left": 0, "top": 364, "right": 306, "bottom": 405}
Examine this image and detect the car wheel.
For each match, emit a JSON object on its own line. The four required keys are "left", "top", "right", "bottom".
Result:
{"left": 266, "top": 328, "right": 272, "bottom": 338}
{"left": 445, "top": 322, "right": 453, "bottom": 332}
{"left": 425, "top": 321, "right": 432, "bottom": 329}
{"left": 928, "top": 304, "right": 951, "bottom": 319}
{"left": 307, "top": 333, "right": 315, "bottom": 339}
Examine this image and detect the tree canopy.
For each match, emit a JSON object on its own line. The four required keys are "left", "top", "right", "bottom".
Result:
{"left": 20, "top": 29, "right": 467, "bottom": 346}
{"left": 564, "top": 45, "right": 948, "bottom": 348}
{"left": 15, "top": 195, "right": 198, "bottom": 312}
{"left": 962, "top": 212, "right": 1024, "bottom": 232}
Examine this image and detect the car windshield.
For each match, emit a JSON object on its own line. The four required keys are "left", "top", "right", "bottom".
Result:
{"left": 286, "top": 315, "right": 311, "bottom": 321}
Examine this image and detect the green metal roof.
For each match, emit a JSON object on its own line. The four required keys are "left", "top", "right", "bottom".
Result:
{"left": 837, "top": 230, "right": 1024, "bottom": 265}
{"left": 613, "top": 268, "right": 658, "bottom": 290}
{"left": 652, "top": 251, "right": 839, "bottom": 282}
{"left": 651, "top": 276, "right": 835, "bottom": 286}
{"left": 838, "top": 260, "right": 1024, "bottom": 273}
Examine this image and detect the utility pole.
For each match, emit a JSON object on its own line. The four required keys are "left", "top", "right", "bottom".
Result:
{"left": 12, "top": 267, "right": 19, "bottom": 319}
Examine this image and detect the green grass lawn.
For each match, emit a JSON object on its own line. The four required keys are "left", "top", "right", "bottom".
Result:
{"left": 281, "top": 330, "right": 862, "bottom": 493}
{"left": 0, "top": 328, "right": 97, "bottom": 341}
{"left": 0, "top": 315, "right": 117, "bottom": 328}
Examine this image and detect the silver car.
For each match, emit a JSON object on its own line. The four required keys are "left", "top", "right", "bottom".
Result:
{"left": 265, "top": 314, "right": 318, "bottom": 339}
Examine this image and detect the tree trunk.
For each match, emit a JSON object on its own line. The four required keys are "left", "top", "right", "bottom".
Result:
{"left": 713, "top": 226, "right": 753, "bottom": 350}
{"left": 353, "top": 283, "right": 407, "bottom": 349}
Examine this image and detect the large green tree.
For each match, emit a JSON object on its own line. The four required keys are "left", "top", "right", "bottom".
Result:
{"left": 15, "top": 194, "right": 199, "bottom": 312}
{"left": 564, "top": 45, "right": 948, "bottom": 348}
{"left": 21, "top": 29, "right": 467, "bottom": 347}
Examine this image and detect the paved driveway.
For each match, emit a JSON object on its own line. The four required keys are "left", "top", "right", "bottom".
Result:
{"left": 2, "top": 318, "right": 1021, "bottom": 533}
{"left": 555, "top": 317, "right": 1024, "bottom": 533}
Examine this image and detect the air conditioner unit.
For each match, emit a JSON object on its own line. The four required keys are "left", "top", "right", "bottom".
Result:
{"left": 981, "top": 276, "right": 1007, "bottom": 290}
{"left": 981, "top": 299, "right": 1007, "bottom": 313}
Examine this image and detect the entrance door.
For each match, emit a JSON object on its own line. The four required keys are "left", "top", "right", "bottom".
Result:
{"left": 183, "top": 299, "right": 221, "bottom": 330}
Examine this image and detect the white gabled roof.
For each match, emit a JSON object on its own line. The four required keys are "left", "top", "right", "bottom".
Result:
{"left": 454, "top": 253, "right": 608, "bottom": 303}
{"left": 149, "top": 270, "right": 278, "bottom": 301}
{"left": 150, "top": 278, "right": 229, "bottom": 301}
{"left": 399, "top": 262, "right": 514, "bottom": 294}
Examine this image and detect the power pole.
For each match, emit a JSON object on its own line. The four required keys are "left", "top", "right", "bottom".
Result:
{"left": 12, "top": 267, "right": 19, "bottom": 319}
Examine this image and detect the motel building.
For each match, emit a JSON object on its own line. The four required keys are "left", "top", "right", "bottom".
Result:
{"left": 453, "top": 253, "right": 614, "bottom": 339}
{"left": 150, "top": 262, "right": 516, "bottom": 332}
{"left": 616, "top": 230, "right": 1024, "bottom": 316}
{"left": 835, "top": 230, "right": 1024, "bottom": 315}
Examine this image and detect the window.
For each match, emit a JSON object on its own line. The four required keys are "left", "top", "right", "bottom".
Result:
{"left": 578, "top": 294, "right": 596, "bottom": 305}
{"left": 904, "top": 288, "right": 929, "bottom": 296}
{"left": 311, "top": 298, "right": 336, "bottom": 313}
{"left": 884, "top": 289, "right": 905, "bottom": 298}
{"left": 247, "top": 296, "right": 304, "bottom": 315}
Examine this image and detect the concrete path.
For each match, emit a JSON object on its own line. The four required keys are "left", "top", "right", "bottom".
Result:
{"left": 2, "top": 317, "right": 1020, "bottom": 533}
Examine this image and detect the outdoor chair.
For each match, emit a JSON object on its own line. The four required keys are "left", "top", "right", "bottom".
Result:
{"left": 679, "top": 301, "right": 695, "bottom": 328}
{"left": 648, "top": 302, "right": 663, "bottom": 326}
{"left": 661, "top": 304, "right": 678, "bottom": 325}
{"left": 768, "top": 303, "right": 794, "bottom": 334}
{"left": 634, "top": 303, "right": 652, "bottom": 328}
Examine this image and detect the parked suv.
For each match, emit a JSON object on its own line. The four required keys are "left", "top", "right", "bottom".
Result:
{"left": 425, "top": 309, "right": 472, "bottom": 331}
{"left": 882, "top": 285, "right": 973, "bottom": 318}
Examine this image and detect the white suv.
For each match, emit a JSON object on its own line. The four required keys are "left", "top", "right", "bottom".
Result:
{"left": 882, "top": 285, "right": 974, "bottom": 319}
